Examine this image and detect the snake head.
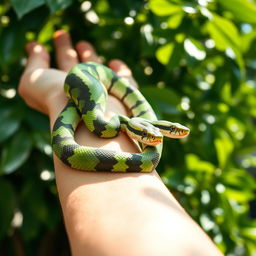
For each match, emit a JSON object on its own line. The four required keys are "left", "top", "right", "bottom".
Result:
{"left": 153, "top": 120, "right": 190, "bottom": 138}
{"left": 126, "top": 118, "right": 163, "bottom": 146}
{"left": 169, "top": 123, "right": 190, "bottom": 138}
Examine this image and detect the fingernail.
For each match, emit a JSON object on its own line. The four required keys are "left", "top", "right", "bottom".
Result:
{"left": 53, "top": 30, "right": 68, "bottom": 39}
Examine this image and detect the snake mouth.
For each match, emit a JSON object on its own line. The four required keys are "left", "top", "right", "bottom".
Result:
{"left": 150, "top": 138, "right": 163, "bottom": 146}
{"left": 171, "top": 130, "right": 190, "bottom": 138}
{"left": 180, "top": 130, "right": 190, "bottom": 138}
{"left": 142, "top": 138, "right": 162, "bottom": 146}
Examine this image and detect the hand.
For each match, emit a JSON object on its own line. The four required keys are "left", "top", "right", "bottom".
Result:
{"left": 18, "top": 30, "right": 223, "bottom": 256}
{"left": 18, "top": 30, "right": 137, "bottom": 117}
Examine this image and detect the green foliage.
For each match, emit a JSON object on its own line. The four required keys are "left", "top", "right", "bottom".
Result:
{"left": 0, "top": 0, "right": 256, "bottom": 254}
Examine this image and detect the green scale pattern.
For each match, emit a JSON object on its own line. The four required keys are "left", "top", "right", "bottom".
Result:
{"left": 52, "top": 62, "right": 162, "bottom": 172}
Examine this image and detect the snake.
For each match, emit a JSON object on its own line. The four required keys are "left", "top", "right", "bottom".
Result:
{"left": 52, "top": 62, "right": 190, "bottom": 172}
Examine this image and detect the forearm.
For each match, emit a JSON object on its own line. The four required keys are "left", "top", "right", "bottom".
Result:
{"left": 48, "top": 94, "right": 223, "bottom": 256}
{"left": 19, "top": 33, "right": 222, "bottom": 256}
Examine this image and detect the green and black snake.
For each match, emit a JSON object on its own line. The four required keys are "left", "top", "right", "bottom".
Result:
{"left": 52, "top": 62, "right": 190, "bottom": 172}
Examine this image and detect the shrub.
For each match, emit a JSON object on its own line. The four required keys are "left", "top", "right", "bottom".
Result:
{"left": 0, "top": 0, "right": 256, "bottom": 255}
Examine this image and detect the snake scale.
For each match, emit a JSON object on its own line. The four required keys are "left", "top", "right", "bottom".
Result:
{"left": 52, "top": 62, "right": 190, "bottom": 172}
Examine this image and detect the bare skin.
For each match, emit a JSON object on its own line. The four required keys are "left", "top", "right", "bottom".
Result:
{"left": 18, "top": 30, "right": 223, "bottom": 256}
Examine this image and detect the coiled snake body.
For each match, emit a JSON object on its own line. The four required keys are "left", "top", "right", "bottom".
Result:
{"left": 52, "top": 62, "right": 189, "bottom": 172}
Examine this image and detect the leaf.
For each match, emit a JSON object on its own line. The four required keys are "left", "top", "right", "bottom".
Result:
{"left": 156, "top": 41, "right": 184, "bottom": 68}
{"left": 37, "top": 18, "right": 55, "bottom": 44}
{"left": 0, "top": 130, "right": 32, "bottom": 175}
{"left": 141, "top": 86, "right": 180, "bottom": 117}
{"left": 0, "top": 179, "right": 16, "bottom": 238}
{"left": 224, "top": 188, "right": 254, "bottom": 203}
{"left": 218, "top": 0, "right": 256, "bottom": 24}
{"left": 207, "top": 14, "right": 240, "bottom": 50}
{"left": 32, "top": 131, "right": 51, "bottom": 155}
{"left": 46, "top": 0, "right": 73, "bottom": 13}
{"left": 0, "top": 105, "right": 20, "bottom": 143}
{"left": 186, "top": 154, "right": 215, "bottom": 173}
{"left": 21, "top": 181, "right": 48, "bottom": 222}
{"left": 149, "top": 0, "right": 182, "bottom": 16}
{"left": 95, "top": 0, "right": 110, "bottom": 14}
{"left": 156, "top": 42, "right": 175, "bottom": 65}
{"left": 25, "top": 109, "right": 49, "bottom": 131}
{"left": 10, "top": 0, "right": 45, "bottom": 19}
{"left": 0, "top": 119, "right": 19, "bottom": 143}
{"left": 141, "top": 86, "right": 180, "bottom": 106}
{"left": 206, "top": 13, "right": 244, "bottom": 70}
{"left": 222, "top": 168, "right": 256, "bottom": 190}
{"left": 167, "top": 12, "right": 184, "bottom": 29}
{"left": 226, "top": 116, "right": 245, "bottom": 141}
{"left": 0, "top": 25, "right": 25, "bottom": 66}
{"left": 241, "top": 226, "right": 256, "bottom": 241}
{"left": 214, "top": 129, "right": 234, "bottom": 168}
{"left": 241, "top": 30, "right": 256, "bottom": 53}
{"left": 207, "top": 22, "right": 228, "bottom": 51}
{"left": 164, "top": 168, "right": 186, "bottom": 188}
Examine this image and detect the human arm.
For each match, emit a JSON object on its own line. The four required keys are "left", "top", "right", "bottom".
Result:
{"left": 18, "top": 31, "right": 223, "bottom": 256}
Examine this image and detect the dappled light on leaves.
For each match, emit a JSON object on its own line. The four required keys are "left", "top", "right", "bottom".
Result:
{"left": 0, "top": 0, "right": 256, "bottom": 254}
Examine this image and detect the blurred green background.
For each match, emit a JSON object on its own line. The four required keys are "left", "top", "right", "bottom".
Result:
{"left": 0, "top": 0, "right": 256, "bottom": 255}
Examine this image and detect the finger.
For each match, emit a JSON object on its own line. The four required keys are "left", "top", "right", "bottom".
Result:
{"left": 108, "top": 59, "right": 138, "bottom": 88}
{"left": 76, "top": 41, "right": 102, "bottom": 63}
{"left": 25, "top": 42, "right": 50, "bottom": 72}
{"left": 54, "top": 30, "right": 78, "bottom": 72}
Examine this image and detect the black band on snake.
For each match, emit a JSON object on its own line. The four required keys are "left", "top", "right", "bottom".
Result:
{"left": 52, "top": 62, "right": 190, "bottom": 172}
